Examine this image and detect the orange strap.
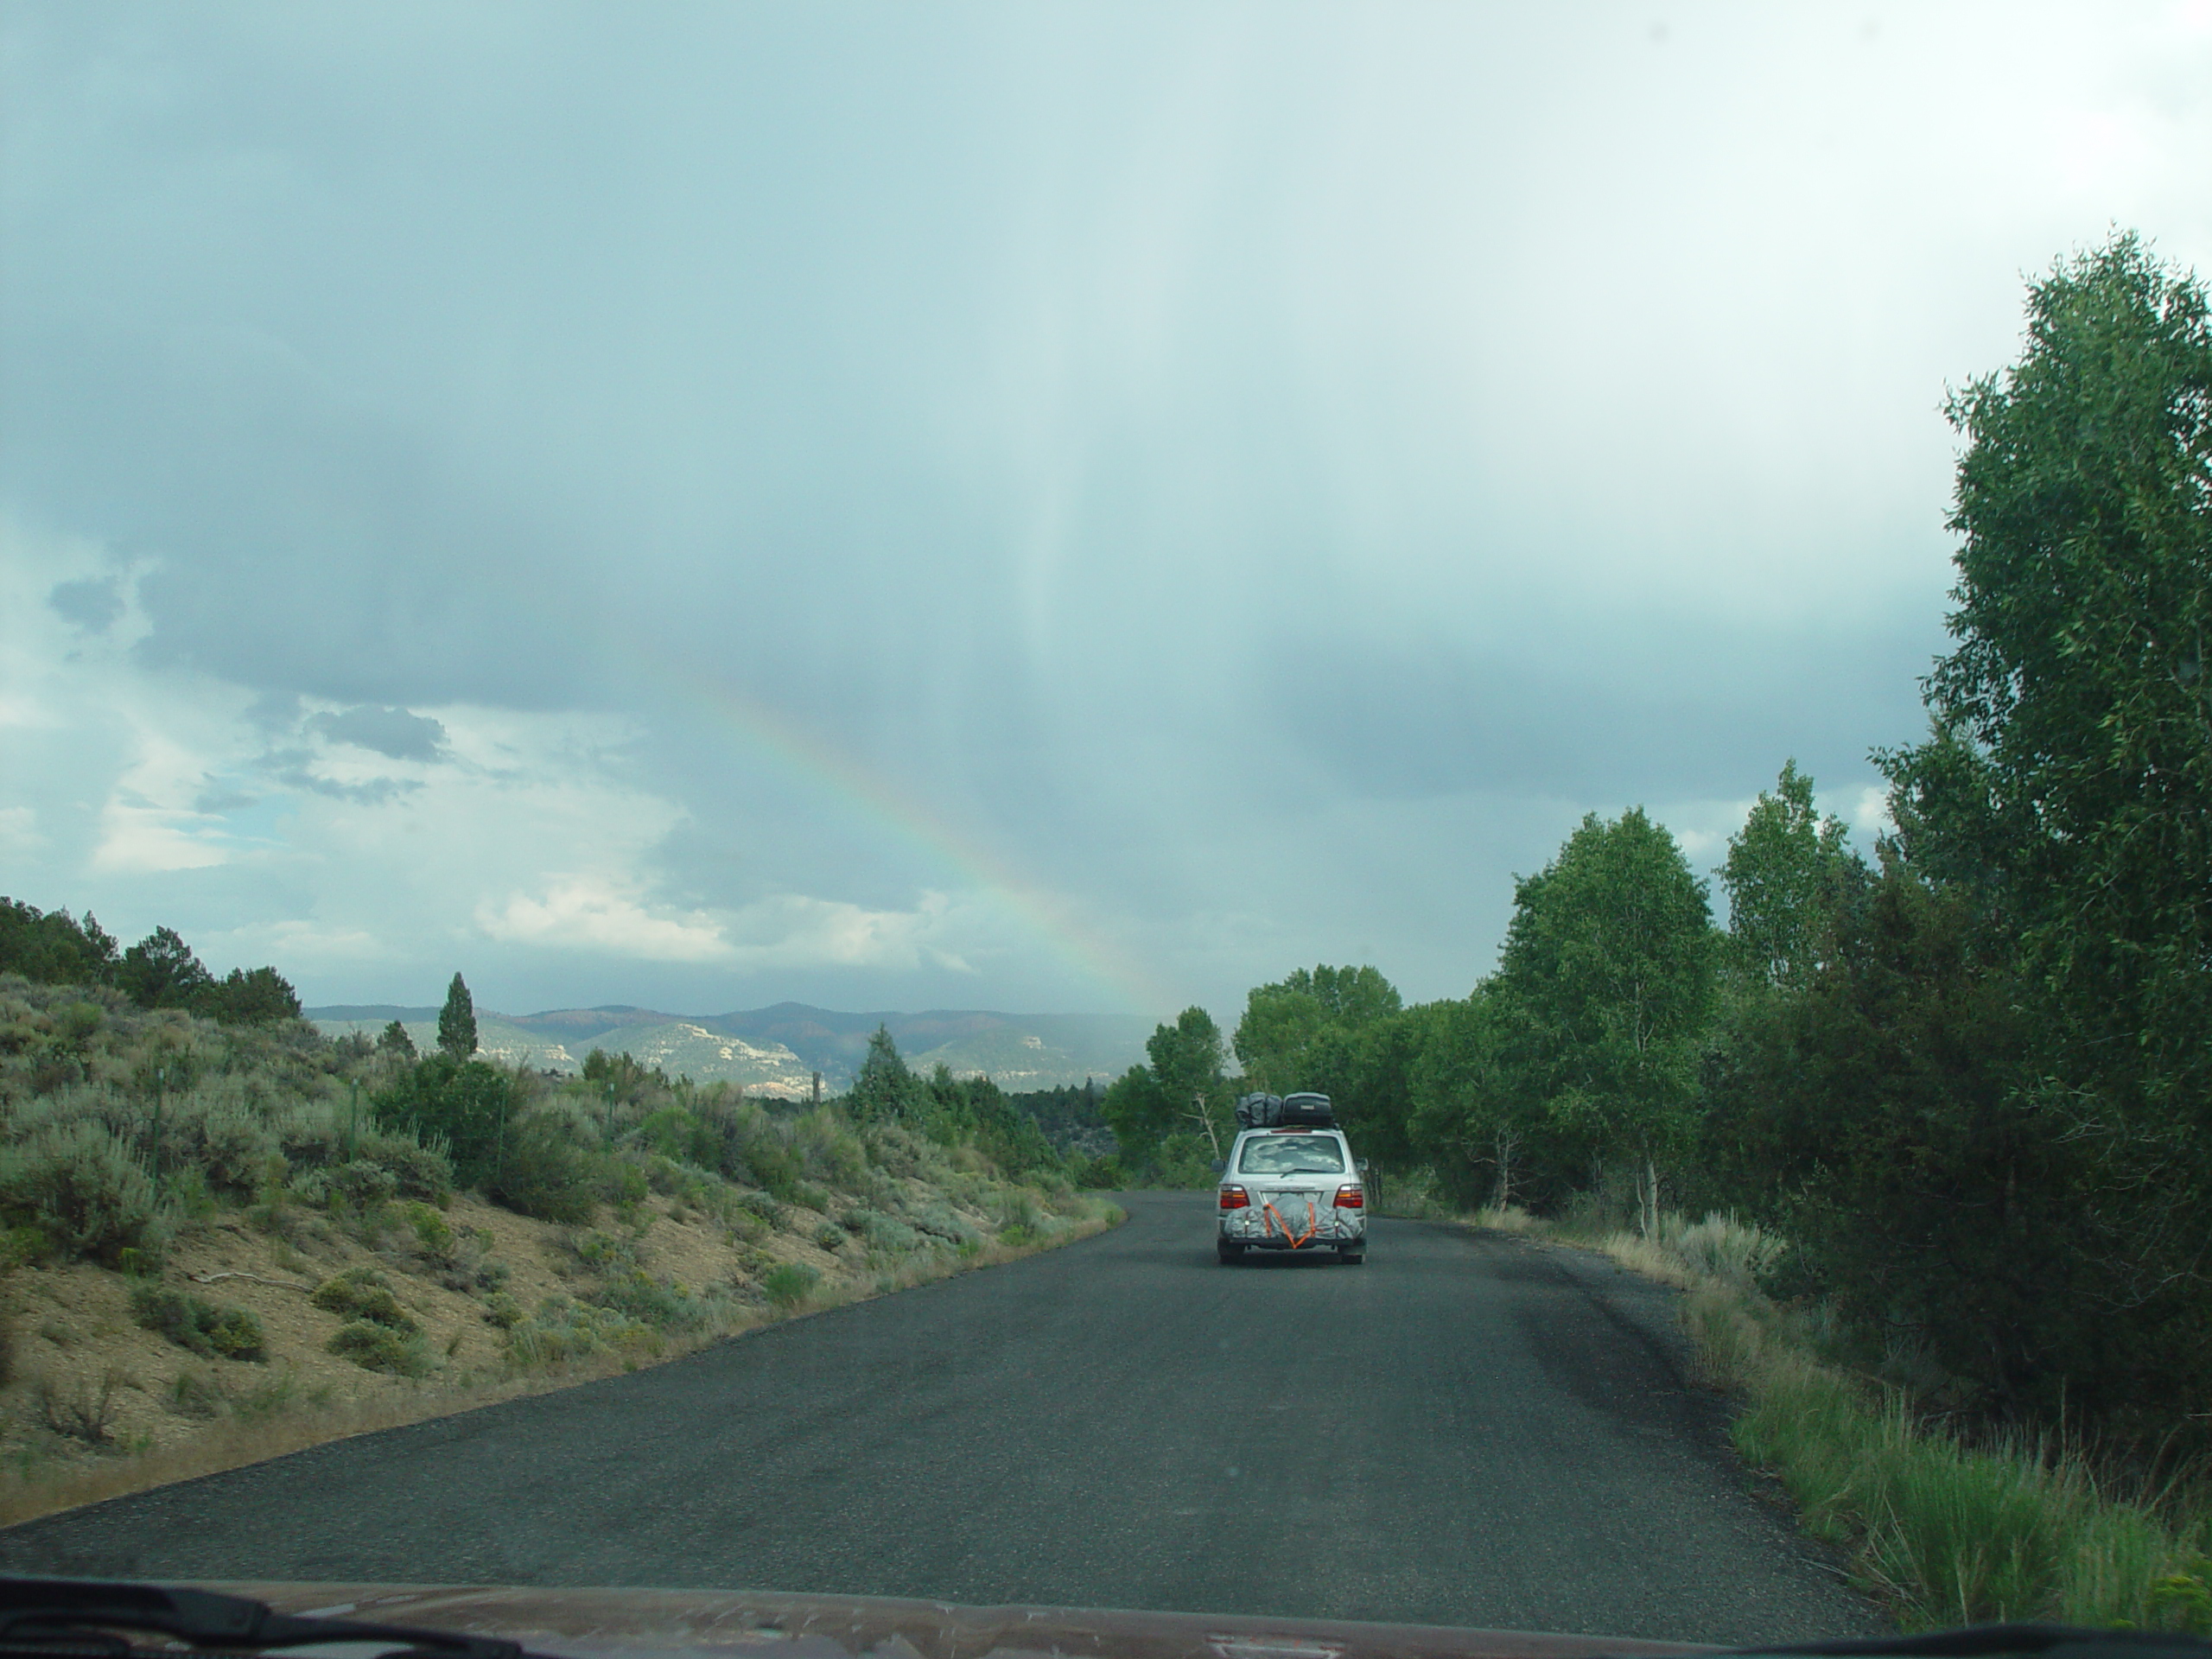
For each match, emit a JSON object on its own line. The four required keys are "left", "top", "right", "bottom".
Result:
{"left": 1262, "top": 1196, "right": 1321, "bottom": 1248}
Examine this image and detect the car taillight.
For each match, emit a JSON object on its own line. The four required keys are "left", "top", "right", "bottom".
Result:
{"left": 1218, "top": 1185, "right": 1249, "bottom": 1210}
{"left": 1333, "top": 1185, "right": 1363, "bottom": 1209}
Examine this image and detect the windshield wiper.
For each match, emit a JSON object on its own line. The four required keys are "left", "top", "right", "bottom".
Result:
{"left": 0, "top": 1580, "right": 538, "bottom": 1659}
{"left": 1715, "top": 1625, "right": 2212, "bottom": 1659}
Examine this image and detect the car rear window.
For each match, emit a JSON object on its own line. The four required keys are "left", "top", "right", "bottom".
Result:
{"left": 1235, "top": 1137, "right": 1347, "bottom": 1175}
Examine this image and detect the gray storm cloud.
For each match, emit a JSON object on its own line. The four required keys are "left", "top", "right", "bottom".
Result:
{"left": 1, "top": 3, "right": 2207, "bottom": 1014}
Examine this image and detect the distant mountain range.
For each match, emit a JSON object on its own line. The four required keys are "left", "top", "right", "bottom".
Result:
{"left": 307, "top": 1002, "right": 1154, "bottom": 1098}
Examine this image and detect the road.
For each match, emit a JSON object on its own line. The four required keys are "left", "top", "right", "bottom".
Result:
{"left": 0, "top": 1194, "right": 1880, "bottom": 1643}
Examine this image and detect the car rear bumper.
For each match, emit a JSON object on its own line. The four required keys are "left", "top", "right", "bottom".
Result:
{"left": 1217, "top": 1213, "right": 1366, "bottom": 1245}
{"left": 1228, "top": 1232, "right": 1362, "bottom": 1252}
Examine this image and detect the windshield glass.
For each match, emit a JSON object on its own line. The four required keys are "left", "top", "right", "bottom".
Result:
{"left": 1236, "top": 1137, "right": 1347, "bottom": 1176}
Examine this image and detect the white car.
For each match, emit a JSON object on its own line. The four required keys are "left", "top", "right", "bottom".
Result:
{"left": 1215, "top": 1125, "right": 1367, "bottom": 1264}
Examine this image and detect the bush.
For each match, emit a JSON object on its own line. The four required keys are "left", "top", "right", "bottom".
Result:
{"left": 350, "top": 1132, "right": 453, "bottom": 1203}
{"left": 481, "top": 1291, "right": 524, "bottom": 1329}
{"left": 373, "top": 1057, "right": 512, "bottom": 1183}
{"left": 739, "top": 1191, "right": 783, "bottom": 1229}
{"left": 591, "top": 1270, "right": 702, "bottom": 1332}
{"left": 35, "top": 1366, "right": 124, "bottom": 1444}
{"left": 844, "top": 1208, "right": 921, "bottom": 1254}
{"left": 1073, "top": 1153, "right": 1125, "bottom": 1189}
{"left": 404, "top": 1199, "right": 455, "bottom": 1261}
{"left": 131, "top": 1284, "right": 267, "bottom": 1361}
{"left": 484, "top": 1115, "right": 596, "bottom": 1224}
{"left": 760, "top": 1262, "right": 819, "bottom": 1308}
{"left": 327, "top": 1319, "right": 430, "bottom": 1376}
{"left": 501, "top": 1296, "right": 652, "bottom": 1369}
{"left": 309, "top": 1268, "right": 417, "bottom": 1332}
{"left": 0, "top": 1122, "right": 165, "bottom": 1264}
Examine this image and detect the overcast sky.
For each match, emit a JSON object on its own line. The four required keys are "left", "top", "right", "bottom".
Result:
{"left": 4, "top": 3, "right": 2209, "bottom": 1021}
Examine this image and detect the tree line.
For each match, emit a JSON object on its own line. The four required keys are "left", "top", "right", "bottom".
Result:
{"left": 0, "top": 901, "right": 302, "bottom": 1027}
{"left": 1101, "top": 234, "right": 2212, "bottom": 1449}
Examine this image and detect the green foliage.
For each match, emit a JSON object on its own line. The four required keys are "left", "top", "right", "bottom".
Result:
{"left": 1496, "top": 808, "right": 1718, "bottom": 1219}
{"left": 327, "top": 1319, "right": 431, "bottom": 1376}
{"left": 118, "top": 926, "right": 213, "bottom": 1011}
{"left": 0, "top": 1121, "right": 166, "bottom": 1265}
{"left": 1873, "top": 232, "right": 2212, "bottom": 1428}
{"left": 1721, "top": 760, "right": 1865, "bottom": 989}
{"left": 130, "top": 1284, "right": 267, "bottom": 1361}
{"left": 484, "top": 1113, "right": 596, "bottom": 1223}
{"left": 845, "top": 1025, "right": 923, "bottom": 1122}
{"left": 1100, "top": 1007, "right": 1230, "bottom": 1176}
{"left": 373, "top": 1056, "right": 512, "bottom": 1184}
{"left": 204, "top": 965, "right": 302, "bottom": 1027}
{"left": 481, "top": 1290, "right": 525, "bottom": 1329}
{"left": 377, "top": 1020, "right": 416, "bottom": 1059}
{"left": 436, "top": 972, "right": 478, "bottom": 1061}
{"left": 0, "top": 899, "right": 120, "bottom": 988}
{"left": 310, "top": 1267, "right": 419, "bottom": 1332}
{"left": 760, "top": 1261, "right": 819, "bottom": 1307}
{"left": 1705, "top": 858, "right": 2075, "bottom": 1403}
{"left": 1231, "top": 966, "right": 1421, "bottom": 1166}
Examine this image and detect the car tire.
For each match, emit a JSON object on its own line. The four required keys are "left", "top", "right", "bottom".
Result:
{"left": 1217, "top": 1242, "right": 1244, "bottom": 1265}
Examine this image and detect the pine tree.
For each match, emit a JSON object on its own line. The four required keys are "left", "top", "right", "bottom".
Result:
{"left": 436, "top": 972, "right": 478, "bottom": 1061}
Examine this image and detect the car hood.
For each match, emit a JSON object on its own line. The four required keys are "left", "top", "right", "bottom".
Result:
{"left": 216, "top": 1583, "right": 1714, "bottom": 1659}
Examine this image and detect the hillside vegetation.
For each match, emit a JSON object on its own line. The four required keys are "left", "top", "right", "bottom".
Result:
{"left": 0, "top": 944, "right": 1112, "bottom": 1519}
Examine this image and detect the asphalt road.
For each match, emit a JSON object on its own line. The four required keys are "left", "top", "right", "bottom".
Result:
{"left": 0, "top": 1195, "right": 1881, "bottom": 1643}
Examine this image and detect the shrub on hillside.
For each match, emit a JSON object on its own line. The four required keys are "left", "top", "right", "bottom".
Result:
{"left": 486, "top": 1114, "right": 597, "bottom": 1224}
{"left": 760, "top": 1262, "right": 818, "bottom": 1308}
{"left": 309, "top": 1268, "right": 417, "bottom": 1332}
{"left": 373, "top": 1057, "right": 512, "bottom": 1183}
{"left": 0, "top": 1122, "right": 166, "bottom": 1264}
{"left": 130, "top": 1284, "right": 266, "bottom": 1361}
{"left": 327, "top": 1319, "right": 430, "bottom": 1376}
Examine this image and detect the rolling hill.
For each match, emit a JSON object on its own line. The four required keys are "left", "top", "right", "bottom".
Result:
{"left": 308, "top": 1003, "right": 1154, "bottom": 1097}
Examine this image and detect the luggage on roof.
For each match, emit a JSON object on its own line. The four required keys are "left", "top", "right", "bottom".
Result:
{"left": 1236, "top": 1091, "right": 1335, "bottom": 1128}
{"left": 1234, "top": 1092, "right": 1283, "bottom": 1128}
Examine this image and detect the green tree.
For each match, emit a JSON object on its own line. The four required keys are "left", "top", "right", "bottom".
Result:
{"left": 436, "top": 972, "right": 478, "bottom": 1061}
{"left": 1495, "top": 808, "right": 1719, "bottom": 1232}
{"left": 1705, "top": 852, "right": 2088, "bottom": 1415}
{"left": 374, "top": 1056, "right": 513, "bottom": 1186}
{"left": 206, "top": 965, "right": 302, "bottom": 1026}
{"left": 378, "top": 1020, "right": 417, "bottom": 1059}
{"left": 1233, "top": 965, "right": 1419, "bottom": 1165}
{"left": 1407, "top": 986, "right": 1540, "bottom": 1209}
{"left": 1876, "top": 232, "right": 2212, "bottom": 1426}
{"left": 118, "top": 926, "right": 214, "bottom": 1010}
{"left": 0, "top": 899, "right": 119, "bottom": 987}
{"left": 846, "top": 1025, "right": 922, "bottom": 1122}
{"left": 1233, "top": 964, "right": 1402, "bottom": 1090}
{"left": 1721, "top": 760, "right": 1864, "bottom": 988}
{"left": 1101, "top": 1007, "right": 1231, "bottom": 1174}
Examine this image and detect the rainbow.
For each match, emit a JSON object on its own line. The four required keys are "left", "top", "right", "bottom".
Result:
{"left": 652, "top": 660, "right": 1169, "bottom": 1015}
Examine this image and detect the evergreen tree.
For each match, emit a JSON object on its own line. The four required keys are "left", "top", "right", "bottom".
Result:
{"left": 846, "top": 1025, "right": 920, "bottom": 1121}
{"left": 378, "top": 1020, "right": 418, "bottom": 1059}
{"left": 118, "top": 925, "right": 214, "bottom": 1010}
{"left": 437, "top": 972, "right": 478, "bottom": 1060}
